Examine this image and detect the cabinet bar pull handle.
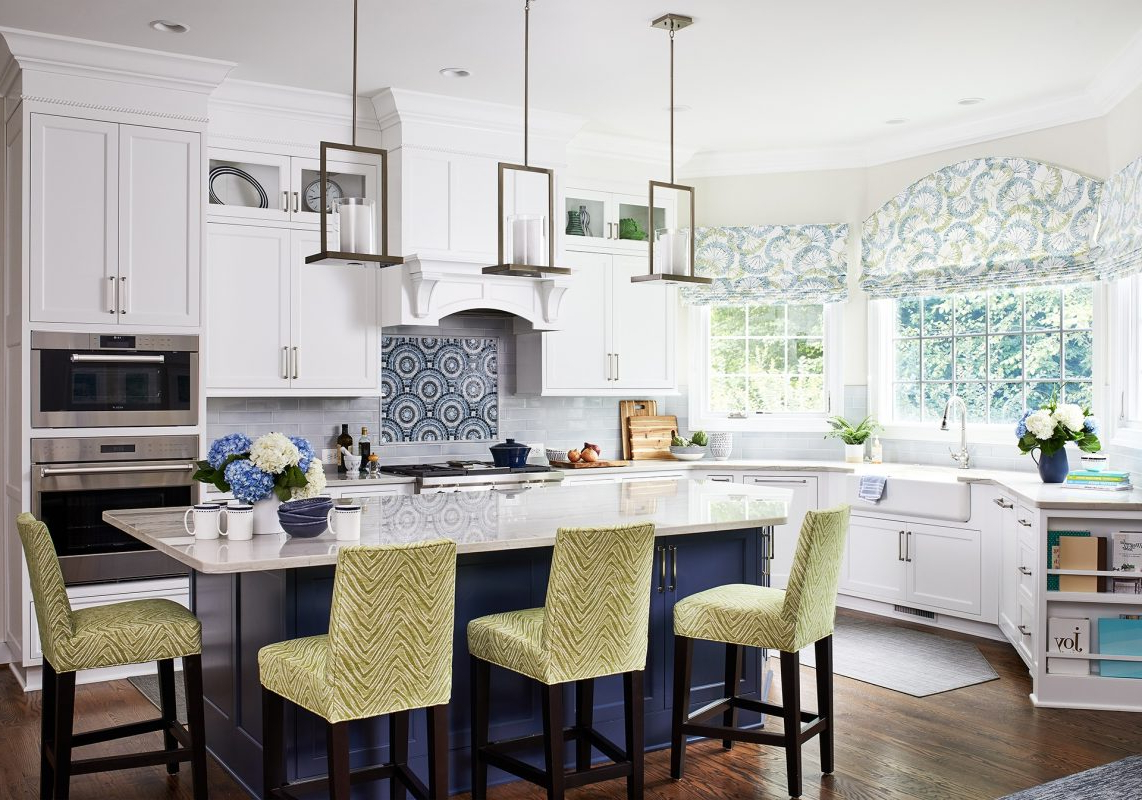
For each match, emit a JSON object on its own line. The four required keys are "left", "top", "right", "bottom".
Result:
{"left": 106, "top": 276, "right": 116, "bottom": 314}
{"left": 119, "top": 275, "right": 127, "bottom": 314}
{"left": 905, "top": 530, "right": 912, "bottom": 563}
{"left": 898, "top": 530, "right": 905, "bottom": 562}
{"left": 752, "top": 478, "right": 808, "bottom": 484}
{"left": 668, "top": 544, "right": 677, "bottom": 592}
{"left": 1018, "top": 566, "right": 1032, "bottom": 576}
{"left": 657, "top": 546, "right": 666, "bottom": 593}
{"left": 606, "top": 353, "right": 612, "bottom": 381}
{"left": 993, "top": 498, "right": 1014, "bottom": 509}
{"left": 292, "top": 346, "right": 299, "bottom": 379}
{"left": 1017, "top": 519, "right": 1032, "bottom": 528}
{"left": 281, "top": 347, "right": 289, "bottom": 380}
{"left": 1018, "top": 624, "right": 1031, "bottom": 637}
{"left": 292, "top": 191, "right": 300, "bottom": 213}
{"left": 282, "top": 191, "right": 289, "bottom": 212}
{"left": 614, "top": 353, "right": 619, "bottom": 381}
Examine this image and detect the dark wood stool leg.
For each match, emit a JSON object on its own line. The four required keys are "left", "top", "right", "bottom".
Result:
{"left": 541, "top": 682, "right": 565, "bottom": 800}
{"left": 470, "top": 657, "right": 490, "bottom": 800}
{"left": 426, "top": 704, "right": 449, "bottom": 800}
{"left": 722, "top": 643, "right": 742, "bottom": 749}
{"left": 261, "top": 687, "right": 285, "bottom": 800}
{"left": 780, "top": 651, "right": 803, "bottom": 799}
{"left": 39, "top": 661, "right": 57, "bottom": 800}
{"left": 390, "top": 710, "right": 409, "bottom": 800}
{"left": 815, "top": 635, "right": 835, "bottom": 775}
{"left": 670, "top": 635, "right": 693, "bottom": 780}
{"left": 183, "top": 654, "right": 209, "bottom": 800}
{"left": 157, "top": 659, "right": 179, "bottom": 774}
{"left": 327, "top": 721, "right": 351, "bottom": 800}
{"left": 575, "top": 678, "right": 594, "bottom": 771}
{"left": 52, "top": 669, "right": 76, "bottom": 800}
{"left": 623, "top": 670, "right": 644, "bottom": 800}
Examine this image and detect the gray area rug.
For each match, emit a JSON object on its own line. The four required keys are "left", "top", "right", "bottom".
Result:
{"left": 798, "top": 615, "right": 999, "bottom": 697}
{"left": 128, "top": 673, "right": 187, "bottom": 724}
{"left": 997, "top": 755, "right": 1142, "bottom": 799}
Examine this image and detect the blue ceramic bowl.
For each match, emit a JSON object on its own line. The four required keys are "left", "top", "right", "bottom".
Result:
{"left": 279, "top": 498, "right": 333, "bottom": 519}
{"left": 278, "top": 516, "right": 328, "bottom": 538}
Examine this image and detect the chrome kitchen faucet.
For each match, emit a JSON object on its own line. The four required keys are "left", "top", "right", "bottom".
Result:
{"left": 941, "top": 395, "right": 971, "bottom": 469}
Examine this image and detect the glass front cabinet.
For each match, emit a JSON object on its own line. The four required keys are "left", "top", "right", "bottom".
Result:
{"left": 562, "top": 186, "right": 675, "bottom": 253}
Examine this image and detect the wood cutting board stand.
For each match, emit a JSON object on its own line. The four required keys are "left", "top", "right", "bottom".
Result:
{"left": 620, "top": 400, "right": 657, "bottom": 460}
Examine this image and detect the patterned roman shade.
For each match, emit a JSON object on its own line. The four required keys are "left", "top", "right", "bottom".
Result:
{"left": 681, "top": 224, "right": 850, "bottom": 305}
{"left": 1093, "top": 155, "right": 1142, "bottom": 279}
{"left": 860, "top": 157, "right": 1102, "bottom": 299}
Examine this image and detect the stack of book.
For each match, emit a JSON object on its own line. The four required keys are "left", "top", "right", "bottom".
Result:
{"left": 1063, "top": 470, "right": 1134, "bottom": 492}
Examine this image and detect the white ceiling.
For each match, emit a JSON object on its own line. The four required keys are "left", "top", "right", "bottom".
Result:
{"left": 4, "top": 0, "right": 1142, "bottom": 159}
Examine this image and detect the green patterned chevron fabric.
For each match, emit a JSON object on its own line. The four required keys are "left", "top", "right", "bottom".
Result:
{"left": 468, "top": 523, "right": 656, "bottom": 685}
{"left": 674, "top": 506, "right": 850, "bottom": 652}
{"left": 259, "top": 538, "right": 456, "bottom": 723}
{"left": 17, "top": 513, "right": 201, "bottom": 672}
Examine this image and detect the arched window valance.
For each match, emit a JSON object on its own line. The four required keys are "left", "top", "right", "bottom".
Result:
{"left": 1093, "top": 155, "right": 1142, "bottom": 280}
{"left": 682, "top": 223, "right": 849, "bottom": 305}
{"left": 860, "top": 157, "right": 1101, "bottom": 299}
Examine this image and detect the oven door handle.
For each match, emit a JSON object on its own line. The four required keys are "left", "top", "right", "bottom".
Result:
{"left": 39, "top": 463, "right": 199, "bottom": 478}
{"left": 69, "top": 354, "right": 166, "bottom": 364}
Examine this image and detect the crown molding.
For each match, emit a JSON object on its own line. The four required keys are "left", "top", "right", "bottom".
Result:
{"left": 209, "top": 79, "right": 380, "bottom": 132}
{"left": 0, "top": 27, "right": 234, "bottom": 94}
{"left": 567, "top": 129, "right": 696, "bottom": 169}
{"left": 1088, "top": 27, "right": 1142, "bottom": 114}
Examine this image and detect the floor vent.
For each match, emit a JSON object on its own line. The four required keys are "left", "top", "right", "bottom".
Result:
{"left": 893, "top": 604, "right": 936, "bottom": 620}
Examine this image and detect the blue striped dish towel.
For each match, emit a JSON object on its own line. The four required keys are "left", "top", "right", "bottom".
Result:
{"left": 858, "top": 475, "right": 887, "bottom": 503}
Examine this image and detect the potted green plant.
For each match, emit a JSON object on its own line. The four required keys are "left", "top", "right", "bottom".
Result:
{"left": 824, "top": 415, "right": 882, "bottom": 463}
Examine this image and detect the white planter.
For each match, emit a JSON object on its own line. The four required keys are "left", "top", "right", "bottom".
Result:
{"left": 252, "top": 495, "right": 283, "bottom": 535}
{"left": 844, "top": 443, "right": 866, "bottom": 464}
{"left": 708, "top": 432, "right": 732, "bottom": 461}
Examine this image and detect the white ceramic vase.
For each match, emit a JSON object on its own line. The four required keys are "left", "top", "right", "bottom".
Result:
{"left": 252, "top": 495, "right": 283, "bottom": 535}
{"left": 708, "top": 432, "right": 733, "bottom": 461}
{"left": 844, "top": 443, "right": 865, "bottom": 464}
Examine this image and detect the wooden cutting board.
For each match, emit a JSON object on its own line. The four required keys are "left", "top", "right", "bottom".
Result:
{"left": 619, "top": 400, "right": 657, "bottom": 460}
{"left": 549, "top": 460, "right": 629, "bottom": 469}
{"left": 627, "top": 415, "right": 678, "bottom": 460}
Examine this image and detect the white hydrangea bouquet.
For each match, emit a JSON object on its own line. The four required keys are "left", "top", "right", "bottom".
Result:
{"left": 1015, "top": 396, "right": 1101, "bottom": 457}
{"left": 192, "top": 432, "right": 327, "bottom": 504}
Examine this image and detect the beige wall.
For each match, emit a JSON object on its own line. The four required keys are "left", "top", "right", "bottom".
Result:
{"left": 1105, "top": 81, "right": 1142, "bottom": 172}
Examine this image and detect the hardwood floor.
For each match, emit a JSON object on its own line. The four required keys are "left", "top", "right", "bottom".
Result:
{"left": 2, "top": 610, "right": 1140, "bottom": 799}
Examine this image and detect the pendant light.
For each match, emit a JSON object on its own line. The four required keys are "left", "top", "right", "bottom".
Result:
{"left": 632, "top": 13, "right": 710, "bottom": 285}
{"left": 483, "top": 0, "right": 571, "bottom": 277}
{"left": 306, "top": 0, "right": 403, "bottom": 268}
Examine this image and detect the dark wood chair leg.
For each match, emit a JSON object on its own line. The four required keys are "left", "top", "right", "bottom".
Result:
{"left": 575, "top": 678, "right": 594, "bottom": 771}
{"left": 815, "top": 635, "right": 835, "bottom": 775}
{"left": 261, "top": 686, "right": 285, "bottom": 800}
{"left": 780, "top": 651, "right": 803, "bottom": 799}
{"left": 327, "top": 721, "right": 351, "bottom": 800}
{"left": 670, "top": 635, "right": 693, "bottom": 780}
{"left": 52, "top": 668, "right": 76, "bottom": 800}
{"left": 390, "top": 710, "right": 409, "bottom": 800}
{"left": 541, "top": 682, "right": 565, "bottom": 800}
{"left": 722, "top": 643, "right": 742, "bottom": 749}
{"left": 623, "top": 670, "right": 644, "bottom": 800}
{"left": 183, "top": 654, "right": 209, "bottom": 800}
{"left": 39, "top": 660, "right": 57, "bottom": 800}
{"left": 471, "top": 657, "right": 490, "bottom": 800}
{"left": 157, "top": 659, "right": 179, "bottom": 774}
{"left": 426, "top": 704, "right": 449, "bottom": 800}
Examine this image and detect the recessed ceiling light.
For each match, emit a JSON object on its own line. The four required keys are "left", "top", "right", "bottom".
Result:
{"left": 149, "top": 20, "right": 188, "bottom": 33}
{"left": 439, "top": 67, "right": 471, "bottom": 78}
{"left": 885, "top": 117, "right": 910, "bottom": 125}
{"left": 958, "top": 97, "right": 985, "bottom": 106}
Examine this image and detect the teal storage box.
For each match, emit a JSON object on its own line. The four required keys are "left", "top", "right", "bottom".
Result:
{"left": 1098, "top": 617, "right": 1142, "bottom": 678}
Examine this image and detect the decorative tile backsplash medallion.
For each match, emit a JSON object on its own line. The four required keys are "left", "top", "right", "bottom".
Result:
{"left": 381, "top": 336, "right": 499, "bottom": 442}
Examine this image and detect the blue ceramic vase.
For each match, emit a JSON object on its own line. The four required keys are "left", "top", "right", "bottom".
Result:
{"left": 1033, "top": 447, "right": 1069, "bottom": 483}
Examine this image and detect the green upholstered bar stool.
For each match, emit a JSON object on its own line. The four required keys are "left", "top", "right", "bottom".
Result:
{"left": 670, "top": 506, "right": 850, "bottom": 799}
{"left": 467, "top": 522, "right": 657, "bottom": 800}
{"left": 16, "top": 513, "right": 209, "bottom": 800}
{"left": 259, "top": 539, "right": 456, "bottom": 800}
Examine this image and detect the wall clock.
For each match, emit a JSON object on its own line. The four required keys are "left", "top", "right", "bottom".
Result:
{"left": 303, "top": 177, "right": 344, "bottom": 213}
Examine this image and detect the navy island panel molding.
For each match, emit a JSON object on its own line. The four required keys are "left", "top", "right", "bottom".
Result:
{"left": 381, "top": 336, "right": 499, "bottom": 443}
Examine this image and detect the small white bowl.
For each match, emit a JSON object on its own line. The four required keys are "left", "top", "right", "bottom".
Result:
{"left": 1080, "top": 455, "right": 1108, "bottom": 472}
{"left": 670, "top": 445, "right": 706, "bottom": 461}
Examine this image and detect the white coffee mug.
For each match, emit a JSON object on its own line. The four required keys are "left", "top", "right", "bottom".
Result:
{"left": 223, "top": 503, "right": 254, "bottom": 541}
{"left": 184, "top": 504, "right": 225, "bottom": 540}
{"left": 326, "top": 504, "right": 362, "bottom": 541}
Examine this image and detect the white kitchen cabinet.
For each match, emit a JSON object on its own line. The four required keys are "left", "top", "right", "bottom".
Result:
{"left": 562, "top": 187, "right": 675, "bottom": 253}
{"left": 742, "top": 474, "right": 819, "bottom": 590}
{"left": 206, "top": 224, "right": 378, "bottom": 394}
{"left": 517, "top": 250, "right": 675, "bottom": 395}
{"left": 842, "top": 517, "right": 908, "bottom": 603}
{"left": 29, "top": 114, "right": 201, "bottom": 326}
{"left": 995, "top": 493, "right": 1021, "bottom": 645}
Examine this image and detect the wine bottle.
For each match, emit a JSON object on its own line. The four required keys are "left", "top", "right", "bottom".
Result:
{"left": 359, "top": 426, "right": 371, "bottom": 462}
{"left": 336, "top": 424, "right": 353, "bottom": 473}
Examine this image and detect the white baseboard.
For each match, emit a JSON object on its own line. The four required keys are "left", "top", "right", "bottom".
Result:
{"left": 836, "top": 594, "right": 1006, "bottom": 642}
{"left": 0, "top": 641, "right": 13, "bottom": 665}
{"left": 9, "top": 659, "right": 172, "bottom": 693}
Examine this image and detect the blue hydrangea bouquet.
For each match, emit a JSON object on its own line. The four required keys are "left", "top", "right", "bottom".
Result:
{"left": 192, "top": 433, "right": 327, "bottom": 504}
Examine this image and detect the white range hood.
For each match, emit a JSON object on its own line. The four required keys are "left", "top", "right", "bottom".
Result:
{"left": 373, "top": 89, "right": 583, "bottom": 330}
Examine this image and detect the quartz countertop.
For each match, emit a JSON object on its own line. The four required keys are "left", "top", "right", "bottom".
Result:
{"left": 106, "top": 479, "right": 790, "bottom": 574}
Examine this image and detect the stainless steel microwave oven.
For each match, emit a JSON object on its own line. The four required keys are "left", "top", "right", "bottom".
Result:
{"left": 31, "top": 331, "right": 199, "bottom": 428}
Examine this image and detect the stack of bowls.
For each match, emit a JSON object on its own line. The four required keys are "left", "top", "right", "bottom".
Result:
{"left": 278, "top": 496, "right": 334, "bottom": 538}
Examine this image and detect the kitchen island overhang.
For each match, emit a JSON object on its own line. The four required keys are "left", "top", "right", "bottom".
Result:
{"left": 104, "top": 479, "right": 790, "bottom": 798}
